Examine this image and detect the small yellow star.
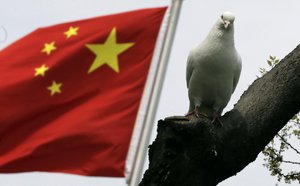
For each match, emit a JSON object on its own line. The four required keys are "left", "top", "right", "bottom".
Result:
{"left": 47, "top": 81, "right": 62, "bottom": 96}
{"left": 64, "top": 26, "right": 79, "bottom": 38}
{"left": 86, "top": 27, "right": 134, "bottom": 74}
{"left": 34, "top": 64, "right": 49, "bottom": 77}
{"left": 42, "top": 41, "right": 56, "bottom": 55}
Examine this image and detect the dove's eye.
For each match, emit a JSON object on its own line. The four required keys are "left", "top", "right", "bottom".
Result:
{"left": 221, "top": 15, "right": 224, "bottom": 19}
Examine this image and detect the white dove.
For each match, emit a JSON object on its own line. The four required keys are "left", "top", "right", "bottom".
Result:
{"left": 186, "top": 11, "right": 242, "bottom": 123}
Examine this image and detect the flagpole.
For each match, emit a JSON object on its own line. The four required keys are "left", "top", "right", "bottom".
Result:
{"left": 128, "top": 1, "right": 184, "bottom": 186}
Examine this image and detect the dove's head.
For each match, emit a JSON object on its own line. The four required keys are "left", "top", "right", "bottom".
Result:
{"left": 220, "top": 11, "right": 235, "bottom": 29}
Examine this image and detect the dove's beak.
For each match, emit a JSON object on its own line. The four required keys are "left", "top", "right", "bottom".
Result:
{"left": 223, "top": 20, "right": 230, "bottom": 29}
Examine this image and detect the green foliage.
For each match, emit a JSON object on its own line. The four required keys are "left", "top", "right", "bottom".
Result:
{"left": 260, "top": 55, "right": 300, "bottom": 184}
{"left": 258, "top": 55, "right": 280, "bottom": 76}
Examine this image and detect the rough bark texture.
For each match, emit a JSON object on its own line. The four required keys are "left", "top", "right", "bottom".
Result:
{"left": 139, "top": 44, "right": 300, "bottom": 186}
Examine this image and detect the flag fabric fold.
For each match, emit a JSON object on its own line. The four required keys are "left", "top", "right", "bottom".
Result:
{"left": 0, "top": 7, "right": 167, "bottom": 177}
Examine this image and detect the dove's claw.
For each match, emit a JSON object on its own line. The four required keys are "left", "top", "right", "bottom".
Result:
{"left": 194, "top": 107, "right": 209, "bottom": 119}
{"left": 185, "top": 107, "right": 209, "bottom": 119}
{"left": 186, "top": 108, "right": 223, "bottom": 126}
{"left": 211, "top": 115, "right": 223, "bottom": 127}
{"left": 185, "top": 111, "right": 195, "bottom": 117}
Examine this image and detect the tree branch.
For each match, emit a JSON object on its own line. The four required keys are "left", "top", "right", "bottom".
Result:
{"left": 139, "top": 44, "right": 300, "bottom": 186}
{"left": 282, "top": 160, "right": 300, "bottom": 165}
{"left": 277, "top": 134, "right": 300, "bottom": 155}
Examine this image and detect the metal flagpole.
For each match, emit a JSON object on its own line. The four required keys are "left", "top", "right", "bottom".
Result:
{"left": 128, "top": 0, "right": 184, "bottom": 186}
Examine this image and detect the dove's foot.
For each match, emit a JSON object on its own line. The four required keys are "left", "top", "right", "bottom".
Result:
{"left": 211, "top": 114, "right": 223, "bottom": 127}
{"left": 185, "top": 111, "right": 194, "bottom": 116}
{"left": 186, "top": 109, "right": 223, "bottom": 126}
{"left": 186, "top": 108, "right": 209, "bottom": 119}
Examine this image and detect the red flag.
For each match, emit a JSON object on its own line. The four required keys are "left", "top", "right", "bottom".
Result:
{"left": 0, "top": 7, "right": 167, "bottom": 177}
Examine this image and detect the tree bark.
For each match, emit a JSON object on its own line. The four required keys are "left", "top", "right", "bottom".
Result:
{"left": 139, "top": 44, "right": 300, "bottom": 186}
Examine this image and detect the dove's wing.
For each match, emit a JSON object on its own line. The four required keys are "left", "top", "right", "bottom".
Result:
{"left": 232, "top": 55, "right": 242, "bottom": 93}
{"left": 186, "top": 54, "right": 194, "bottom": 88}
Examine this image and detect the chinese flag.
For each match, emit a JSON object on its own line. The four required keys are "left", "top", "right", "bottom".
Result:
{"left": 0, "top": 7, "right": 167, "bottom": 177}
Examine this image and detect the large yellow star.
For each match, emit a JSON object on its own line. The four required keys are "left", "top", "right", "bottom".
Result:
{"left": 35, "top": 64, "right": 49, "bottom": 77}
{"left": 86, "top": 28, "right": 134, "bottom": 74}
{"left": 47, "top": 81, "right": 62, "bottom": 96}
{"left": 42, "top": 41, "right": 56, "bottom": 55}
{"left": 64, "top": 26, "right": 79, "bottom": 38}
